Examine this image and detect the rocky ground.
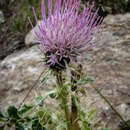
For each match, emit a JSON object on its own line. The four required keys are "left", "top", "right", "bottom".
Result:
{"left": 0, "top": 13, "right": 130, "bottom": 130}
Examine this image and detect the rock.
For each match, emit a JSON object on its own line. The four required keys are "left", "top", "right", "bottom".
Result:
{"left": 25, "top": 21, "right": 42, "bottom": 46}
{"left": 25, "top": 28, "right": 38, "bottom": 46}
{"left": 0, "top": 44, "right": 56, "bottom": 110}
{"left": 0, "top": 32, "right": 25, "bottom": 60}
{"left": 117, "top": 104, "right": 128, "bottom": 115}
{"left": 104, "top": 13, "right": 130, "bottom": 25}
{"left": 101, "top": 106, "right": 111, "bottom": 118}
{"left": 0, "top": 45, "right": 44, "bottom": 108}
{"left": 117, "top": 103, "right": 130, "bottom": 129}
{"left": 0, "top": 10, "right": 5, "bottom": 24}
{"left": 104, "top": 15, "right": 115, "bottom": 25}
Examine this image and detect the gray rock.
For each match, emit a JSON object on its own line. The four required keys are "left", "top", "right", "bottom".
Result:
{"left": 25, "top": 29, "right": 38, "bottom": 46}
{"left": 104, "top": 13, "right": 130, "bottom": 25}
{"left": 0, "top": 32, "right": 25, "bottom": 60}
{"left": 25, "top": 21, "right": 42, "bottom": 46}
{"left": 0, "top": 45, "right": 43, "bottom": 108}
{"left": 118, "top": 104, "right": 128, "bottom": 115}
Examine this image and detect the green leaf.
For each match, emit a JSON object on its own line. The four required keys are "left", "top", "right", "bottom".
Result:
{"left": 0, "top": 110, "right": 8, "bottom": 122}
{"left": 49, "top": 93, "right": 56, "bottom": 99}
{"left": 51, "top": 113, "right": 58, "bottom": 122}
{"left": 82, "top": 120, "right": 91, "bottom": 130}
{"left": 15, "top": 122, "right": 31, "bottom": 130}
{"left": 41, "top": 70, "right": 51, "bottom": 85}
{"left": 10, "top": 118, "right": 17, "bottom": 124}
{"left": 77, "top": 77, "right": 94, "bottom": 85}
{"left": 35, "top": 90, "right": 56, "bottom": 106}
{"left": 15, "top": 124, "right": 25, "bottom": 130}
{"left": 18, "top": 104, "right": 33, "bottom": 118}
{"left": 37, "top": 108, "right": 53, "bottom": 125}
{"left": 7, "top": 106, "right": 20, "bottom": 119}
{"left": 35, "top": 96, "right": 44, "bottom": 107}
{"left": 72, "top": 94, "right": 91, "bottom": 130}
{"left": 87, "top": 109, "right": 96, "bottom": 121}
{"left": 54, "top": 124, "right": 66, "bottom": 130}
{"left": 32, "top": 117, "right": 48, "bottom": 130}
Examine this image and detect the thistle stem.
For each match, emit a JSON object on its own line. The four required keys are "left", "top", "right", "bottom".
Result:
{"left": 56, "top": 72, "right": 72, "bottom": 130}
{"left": 71, "top": 94, "right": 80, "bottom": 130}
{"left": 70, "top": 65, "right": 82, "bottom": 130}
{"left": 71, "top": 85, "right": 80, "bottom": 130}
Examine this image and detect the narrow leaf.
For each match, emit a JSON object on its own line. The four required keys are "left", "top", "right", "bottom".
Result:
{"left": 35, "top": 90, "right": 56, "bottom": 106}
{"left": 77, "top": 77, "right": 94, "bottom": 85}
{"left": 41, "top": 70, "right": 51, "bottom": 85}
{"left": 18, "top": 104, "right": 34, "bottom": 118}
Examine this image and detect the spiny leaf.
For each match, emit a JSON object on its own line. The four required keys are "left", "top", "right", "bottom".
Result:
{"left": 82, "top": 120, "right": 91, "bottom": 130}
{"left": 37, "top": 108, "right": 53, "bottom": 125}
{"left": 41, "top": 70, "right": 51, "bottom": 85}
{"left": 7, "top": 106, "right": 20, "bottom": 119}
{"left": 18, "top": 104, "right": 34, "bottom": 118}
{"left": 35, "top": 90, "right": 56, "bottom": 106}
{"left": 49, "top": 93, "right": 56, "bottom": 99}
{"left": 35, "top": 96, "right": 44, "bottom": 107}
{"left": 77, "top": 77, "right": 94, "bottom": 85}
{"left": 32, "top": 117, "right": 48, "bottom": 130}
{"left": 87, "top": 109, "right": 97, "bottom": 121}
{"left": 53, "top": 124, "right": 66, "bottom": 130}
{"left": 15, "top": 122, "right": 31, "bottom": 130}
{"left": 0, "top": 110, "right": 8, "bottom": 122}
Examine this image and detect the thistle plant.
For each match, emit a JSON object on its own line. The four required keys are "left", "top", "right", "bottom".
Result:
{"left": 28, "top": 0, "right": 103, "bottom": 129}
{"left": 29, "top": 0, "right": 103, "bottom": 70}
{"left": 1, "top": 0, "right": 129, "bottom": 130}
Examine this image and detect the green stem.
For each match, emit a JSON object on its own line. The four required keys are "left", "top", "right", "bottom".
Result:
{"left": 56, "top": 72, "right": 72, "bottom": 130}
{"left": 92, "top": 85, "right": 130, "bottom": 128}
{"left": 71, "top": 70, "right": 80, "bottom": 130}
{"left": 71, "top": 94, "right": 80, "bottom": 130}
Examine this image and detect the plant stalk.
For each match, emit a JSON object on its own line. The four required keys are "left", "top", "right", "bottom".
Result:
{"left": 56, "top": 72, "right": 72, "bottom": 130}
{"left": 71, "top": 93, "right": 80, "bottom": 130}
{"left": 92, "top": 85, "right": 130, "bottom": 128}
{"left": 70, "top": 65, "right": 82, "bottom": 130}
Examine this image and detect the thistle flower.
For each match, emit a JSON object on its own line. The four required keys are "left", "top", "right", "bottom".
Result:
{"left": 29, "top": 0, "right": 103, "bottom": 70}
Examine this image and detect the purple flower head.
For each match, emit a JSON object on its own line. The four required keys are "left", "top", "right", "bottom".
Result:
{"left": 29, "top": 0, "right": 103, "bottom": 70}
